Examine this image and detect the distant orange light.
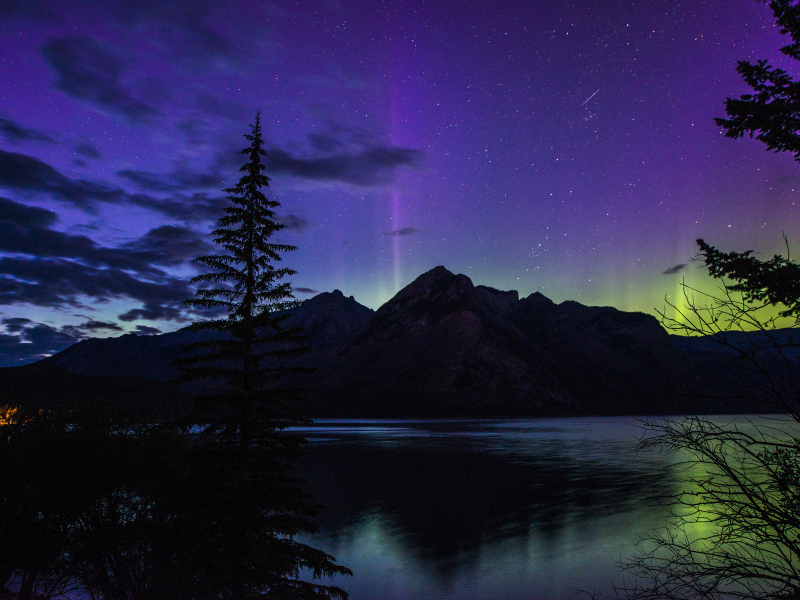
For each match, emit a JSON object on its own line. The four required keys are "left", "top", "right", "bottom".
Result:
{"left": 0, "top": 405, "right": 19, "bottom": 426}
{"left": 0, "top": 406, "right": 52, "bottom": 426}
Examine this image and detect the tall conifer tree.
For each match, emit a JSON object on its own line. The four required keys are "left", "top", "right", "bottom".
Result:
{"left": 171, "top": 111, "right": 350, "bottom": 598}
{"left": 176, "top": 110, "right": 308, "bottom": 448}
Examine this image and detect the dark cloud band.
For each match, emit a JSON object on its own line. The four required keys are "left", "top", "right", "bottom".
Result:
{"left": 0, "top": 117, "right": 54, "bottom": 145}
{"left": 74, "top": 140, "right": 102, "bottom": 159}
{"left": 662, "top": 264, "right": 687, "bottom": 275}
{"left": 42, "top": 35, "right": 156, "bottom": 123}
{"left": 264, "top": 146, "right": 421, "bottom": 185}
{"left": 0, "top": 196, "right": 57, "bottom": 229}
{"left": 383, "top": 227, "right": 420, "bottom": 237}
{"left": 117, "top": 167, "right": 225, "bottom": 192}
{"left": 0, "top": 150, "right": 227, "bottom": 221}
{"left": 0, "top": 320, "right": 79, "bottom": 367}
{"left": 0, "top": 317, "right": 129, "bottom": 366}
{"left": 277, "top": 214, "right": 309, "bottom": 233}
{"left": 0, "top": 149, "right": 125, "bottom": 211}
{"left": 0, "top": 199, "right": 213, "bottom": 329}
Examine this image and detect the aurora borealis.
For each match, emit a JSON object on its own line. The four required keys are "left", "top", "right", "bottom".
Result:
{"left": 0, "top": 0, "right": 798, "bottom": 365}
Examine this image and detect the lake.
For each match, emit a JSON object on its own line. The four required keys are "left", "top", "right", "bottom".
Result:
{"left": 293, "top": 417, "right": 686, "bottom": 600}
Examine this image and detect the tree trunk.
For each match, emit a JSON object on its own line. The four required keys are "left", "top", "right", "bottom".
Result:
{"left": 18, "top": 570, "right": 35, "bottom": 600}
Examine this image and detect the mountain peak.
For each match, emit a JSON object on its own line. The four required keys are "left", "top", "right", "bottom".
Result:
{"left": 381, "top": 266, "right": 473, "bottom": 311}
{"left": 288, "top": 289, "right": 374, "bottom": 348}
{"left": 423, "top": 265, "right": 454, "bottom": 278}
{"left": 302, "top": 289, "right": 364, "bottom": 308}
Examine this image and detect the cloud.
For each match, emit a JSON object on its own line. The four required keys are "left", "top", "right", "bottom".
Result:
{"left": 0, "top": 320, "right": 79, "bottom": 367}
{"left": 294, "top": 287, "right": 319, "bottom": 295}
{"left": 59, "top": 320, "right": 124, "bottom": 338}
{"left": 42, "top": 35, "right": 156, "bottom": 123}
{"left": 0, "top": 200, "right": 212, "bottom": 323}
{"left": 0, "top": 219, "right": 101, "bottom": 263}
{"left": 0, "top": 200, "right": 211, "bottom": 273}
{"left": 304, "top": 62, "right": 378, "bottom": 92}
{"left": 135, "top": 324, "right": 162, "bottom": 335}
{"left": 0, "top": 317, "right": 126, "bottom": 367}
{"left": 0, "top": 256, "right": 191, "bottom": 320}
{"left": 0, "top": 196, "right": 57, "bottom": 229}
{"left": 196, "top": 93, "right": 252, "bottom": 122}
{"left": 74, "top": 140, "right": 102, "bottom": 159}
{"left": 0, "top": 149, "right": 72, "bottom": 192}
{"left": 72, "top": 320, "right": 124, "bottom": 332}
{"left": 0, "top": 117, "right": 54, "bottom": 145}
{"left": 0, "top": 0, "right": 56, "bottom": 20}
{"left": 176, "top": 118, "right": 213, "bottom": 144}
{"left": 119, "top": 224, "right": 214, "bottom": 266}
{"left": 2, "top": 317, "right": 32, "bottom": 333}
{"left": 104, "top": 1, "right": 239, "bottom": 65}
{"left": 662, "top": 263, "right": 687, "bottom": 275}
{"left": 0, "top": 223, "right": 266, "bottom": 363}
{"left": 308, "top": 133, "right": 343, "bottom": 153}
{"left": 263, "top": 145, "right": 422, "bottom": 185}
{"left": 89, "top": 0, "right": 288, "bottom": 77}
{"left": 128, "top": 191, "right": 227, "bottom": 222}
{"left": 277, "top": 214, "right": 309, "bottom": 233}
{"left": 211, "top": 125, "right": 424, "bottom": 188}
{"left": 117, "top": 304, "right": 185, "bottom": 322}
{"left": 0, "top": 149, "right": 127, "bottom": 211}
{"left": 6, "top": 0, "right": 284, "bottom": 87}
{"left": 0, "top": 150, "right": 226, "bottom": 221}
{"left": 383, "top": 227, "right": 420, "bottom": 237}
{"left": 117, "top": 165, "right": 225, "bottom": 192}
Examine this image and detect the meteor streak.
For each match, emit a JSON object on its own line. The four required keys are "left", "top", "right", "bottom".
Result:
{"left": 581, "top": 89, "right": 600, "bottom": 106}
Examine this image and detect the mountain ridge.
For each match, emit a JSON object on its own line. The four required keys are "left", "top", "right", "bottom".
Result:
{"left": 26, "top": 265, "right": 775, "bottom": 417}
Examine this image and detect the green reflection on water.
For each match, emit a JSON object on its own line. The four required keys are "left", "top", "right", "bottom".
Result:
{"left": 296, "top": 417, "right": 678, "bottom": 600}
{"left": 626, "top": 415, "right": 800, "bottom": 599}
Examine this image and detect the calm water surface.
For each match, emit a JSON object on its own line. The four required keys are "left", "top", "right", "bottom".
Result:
{"left": 293, "top": 417, "right": 685, "bottom": 600}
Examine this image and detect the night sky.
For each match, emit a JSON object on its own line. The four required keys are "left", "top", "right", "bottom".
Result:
{"left": 0, "top": 0, "right": 797, "bottom": 366}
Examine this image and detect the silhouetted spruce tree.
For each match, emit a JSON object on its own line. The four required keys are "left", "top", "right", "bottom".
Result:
{"left": 702, "top": 0, "right": 800, "bottom": 316}
{"left": 695, "top": 236, "right": 800, "bottom": 320}
{"left": 716, "top": 0, "right": 800, "bottom": 159}
{"left": 171, "top": 110, "right": 350, "bottom": 599}
{"left": 176, "top": 110, "right": 310, "bottom": 448}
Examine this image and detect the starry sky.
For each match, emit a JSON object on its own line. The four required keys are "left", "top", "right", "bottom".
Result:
{"left": 0, "top": 0, "right": 798, "bottom": 366}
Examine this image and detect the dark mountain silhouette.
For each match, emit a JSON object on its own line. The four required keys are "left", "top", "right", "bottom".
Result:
{"left": 299, "top": 266, "right": 685, "bottom": 416}
{"left": 41, "top": 290, "right": 374, "bottom": 388}
{"left": 21, "top": 266, "right": 771, "bottom": 417}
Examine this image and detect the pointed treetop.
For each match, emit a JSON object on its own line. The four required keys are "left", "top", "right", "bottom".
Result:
{"left": 242, "top": 109, "right": 267, "bottom": 172}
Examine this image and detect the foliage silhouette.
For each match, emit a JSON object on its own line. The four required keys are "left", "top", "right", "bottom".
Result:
{"left": 1, "top": 415, "right": 350, "bottom": 599}
{"left": 0, "top": 112, "right": 350, "bottom": 599}
{"left": 716, "top": 0, "right": 800, "bottom": 160}
{"left": 172, "top": 109, "right": 312, "bottom": 450}
{"left": 615, "top": 274, "right": 800, "bottom": 599}
{"left": 696, "top": 237, "right": 800, "bottom": 321}
{"left": 169, "top": 109, "right": 351, "bottom": 598}
{"left": 615, "top": 3, "right": 800, "bottom": 597}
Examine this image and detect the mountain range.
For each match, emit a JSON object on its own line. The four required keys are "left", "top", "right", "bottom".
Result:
{"left": 4, "top": 266, "right": 779, "bottom": 417}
